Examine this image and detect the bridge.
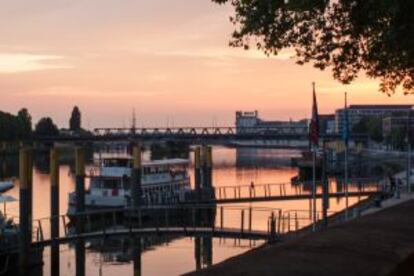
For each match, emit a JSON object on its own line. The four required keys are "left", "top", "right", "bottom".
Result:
{"left": 0, "top": 205, "right": 288, "bottom": 256}
{"left": 31, "top": 126, "right": 368, "bottom": 147}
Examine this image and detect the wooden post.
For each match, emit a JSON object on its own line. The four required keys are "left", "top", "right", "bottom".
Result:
{"left": 19, "top": 148, "right": 32, "bottom": 274}
{"left": 133, "top": 237, "right": 142, "bottom": 276}
{"left": 132, "top": 145, "right": 142, "bottom": 209}
{"left": 295, "top": 212, "right": 298, "bottom": 231}
{"left": 248, "top": 207, "right": 252, "bottom": 233}
{"left": 240, "top": 210, "right": 245, "bottom": 235}
{"left": 278, "top": 210, "right": 282, "bottom": 233}
{"left": 220, "top": 206, "right": 224, "bottom": 230}
{"left": 75, "top": 147, "right": 85, "bottom": 234}
{"left": 50, "top": 148, "right": 60, "bottom": 276}
{"left": 75, "top": 238, "right": 85, "bottom": 276}
{"left": 287, "top": 212, "right": 291, "bottom": 232}
{"left": 269, "top": 212, "right": 276, "bottom": 242}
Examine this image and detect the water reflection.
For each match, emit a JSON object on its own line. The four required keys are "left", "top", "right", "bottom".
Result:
{"left": 1, "top": 146, "right": 370, "bottom": 275}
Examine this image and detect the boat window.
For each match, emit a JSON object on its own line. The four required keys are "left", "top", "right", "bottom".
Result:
{"left": 90, "top": 179, "right": 103, "bottom": 189}
{"left": 103, "top": 159, "right": 131, "bottom": 167}
{"left": 103, "top": 179, "right": 121, "bottom": 189}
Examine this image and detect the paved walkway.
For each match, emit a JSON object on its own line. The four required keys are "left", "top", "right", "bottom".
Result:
{"left": 185, "top": 197, "right": 414, "bottom": 276}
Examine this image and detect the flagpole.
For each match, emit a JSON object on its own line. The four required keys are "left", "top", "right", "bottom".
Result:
{"left": 311, "top": 82, "right": 317, "bottom": 231}
{"left": 312, "top": 145, "right": 317, "bottom": 231}
{"left": 344, "top": 92, "right": 349, "bottom": 220}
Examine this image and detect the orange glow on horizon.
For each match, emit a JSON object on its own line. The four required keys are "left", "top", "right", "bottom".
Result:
{"left": 0, "top": 1, "right": 412, "bottom": 128}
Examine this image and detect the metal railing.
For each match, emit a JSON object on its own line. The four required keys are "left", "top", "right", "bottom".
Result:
{"left": 196, "top": 177, "right": 383, "bottom": 202}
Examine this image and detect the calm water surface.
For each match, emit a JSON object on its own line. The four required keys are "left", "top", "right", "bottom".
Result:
{"left": 3, "top": 147, "right": 361, "bottom": 275}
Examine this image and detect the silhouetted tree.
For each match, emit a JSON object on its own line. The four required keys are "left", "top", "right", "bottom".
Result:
{"left": 35, "top": 117, "right": 59, "bottom": 136}
{"left": 212, "top": 0, "right": 414, "bottom": 95}
{"left": 17, "top": 108, "right": 32, "bottom": 138}
{"left": 0, "top": 110, "right": 32, "bottom": 141}
{"left": 69, "top": 106, "right": 81, "bottom": 131}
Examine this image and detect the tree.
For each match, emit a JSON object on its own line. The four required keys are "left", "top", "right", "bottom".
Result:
{"left": 69, "top": 106, "right": 81, "bottom": 131}
{"left": 212, "top": 0, "right": 414, "bottom": 95}
{"left": 17, "top": 108, "right": 32, "bottom": 138}
{"left": 35, "top": 117, "right": 59, "bottom": 136}
{"left": 352, "top": 117, "right": 383, "bottom": 142}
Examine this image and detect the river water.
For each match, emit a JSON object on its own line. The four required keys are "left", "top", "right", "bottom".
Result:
{"left": 2, "top": 147, "right": 364, "bottom": 275}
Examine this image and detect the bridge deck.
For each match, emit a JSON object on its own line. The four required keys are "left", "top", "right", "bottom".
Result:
{"left": 30, "top": 227, "right": 271, "bottom": 248}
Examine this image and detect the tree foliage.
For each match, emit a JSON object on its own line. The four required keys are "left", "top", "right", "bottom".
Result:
{"left": 69, "top": 106, "right": 81, "bottom": 131}
{"left": 0, "top": 109, "right": 32, "bottom": 141}
{"left": 212, "top": 0, "right": 414, "bottom": 95}
{"left": 35, "top": 117, "right": 59, "bottom": 136}
{"left": 17, "top": 108, "right": 32, "bottom": 138}
{"left": 352, "top": 116, "right": 383, "bottom": 142}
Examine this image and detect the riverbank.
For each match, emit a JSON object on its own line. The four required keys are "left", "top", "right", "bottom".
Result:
{"left": 185, "top": 196, "right": 414, "bottom": 276}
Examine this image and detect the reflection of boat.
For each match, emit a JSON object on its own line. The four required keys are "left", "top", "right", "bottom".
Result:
{"left": 0, "top": 180, "right": 14, "bottom": 193}
{"left": 69, "top": 157, "right": 191, "bottom": 210}
{"left": 291, "top": 151, "right": 322, "bottom": 181}
{"left": 84, "top": 233, "right": 181, "bottom": 264}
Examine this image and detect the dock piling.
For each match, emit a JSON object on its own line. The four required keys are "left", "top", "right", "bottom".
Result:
{"left": 132, "top": 144, "right": 142, "bottom": 209}
{"left": 75, "top": 147, "right": 85, "bottom": 234}
{"left": 19, "top": 148, "right": 33, "bottom": 275}
{"left": 50, "top": 147, "right": 60, "bottom": 276}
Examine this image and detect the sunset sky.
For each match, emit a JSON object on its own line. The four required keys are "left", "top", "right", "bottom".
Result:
{"left": 1, "top": 0, "right": 412, "bottom": 129}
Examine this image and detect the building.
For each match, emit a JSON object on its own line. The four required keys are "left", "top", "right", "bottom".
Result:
{"left": 335, "top": 105, "right": 413, "bottom": 134}
{"left": 383, "top": 115, "right": 414, "bottom": 137}
{"left": 235, "top": 111, "right": 308, "bottom": 135}
{"left": 318, "top": 114, "right": 336, "bottom": 135}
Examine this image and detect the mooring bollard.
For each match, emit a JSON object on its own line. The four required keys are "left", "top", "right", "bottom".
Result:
{"left": 19, "top": 148, "right": 33, "bottom": 275}
{"left": 50, "top": 147, "right": 60, "bottom": 276}
{"left": 75, "top": 147, "right": 85, "bottom": 234}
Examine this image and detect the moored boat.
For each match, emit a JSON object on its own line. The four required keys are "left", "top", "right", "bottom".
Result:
{"left": 68, "top": 157, "right": 191, "bottom": 213}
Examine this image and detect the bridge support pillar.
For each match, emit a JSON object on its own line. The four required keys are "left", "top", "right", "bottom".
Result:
{"left": 75, "top": 147, "right": 85, "bottom": 234}
{"left": 19, "top": 148, "right": 33, "bottom": 275}
{"left": 132, "top": 144, "right": 142, "bottom": 209}
{"left": 50, "top": 148, "right": 60, "bottom": 276}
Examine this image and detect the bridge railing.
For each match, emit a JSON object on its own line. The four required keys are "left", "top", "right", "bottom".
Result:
{"left": 13, "top": 204, "right": 333, "bottom": 248}
{"left": 204, "top": 177, "right": 384, "bottom": 201}
{"left": 93, "top": 126, "right": 309, "bottom": 137}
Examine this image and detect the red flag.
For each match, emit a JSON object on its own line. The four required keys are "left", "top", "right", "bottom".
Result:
{"left": 309, "top": 82, "right": 319, "bottom": 148}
